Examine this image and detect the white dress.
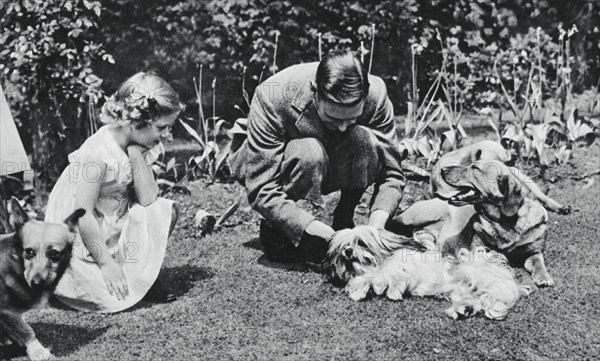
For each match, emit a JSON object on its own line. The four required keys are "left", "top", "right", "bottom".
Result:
{"left": 45, "top": 125, "right": 174, "bottom": 313}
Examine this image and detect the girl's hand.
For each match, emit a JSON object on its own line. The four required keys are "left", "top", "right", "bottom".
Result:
{"left": 99, "top": 260, "right": 129, "bottom": 300}
{"left": 127, "top": 144, "right": 148, "bottom": 156}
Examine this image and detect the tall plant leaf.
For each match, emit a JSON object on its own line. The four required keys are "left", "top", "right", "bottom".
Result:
{"left": 179, "top": 119, "right": 206, "bottom": 148}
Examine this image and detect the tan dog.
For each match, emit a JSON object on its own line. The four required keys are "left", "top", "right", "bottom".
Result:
{"left": 431, "top": 140, "right": 570, "bottom": 214}
{"left": 388, "top": 140, "right": 568, "bottom": 253}
{"left": 0, "top": 198, "right": 84, "bottom": 360}
{"left": 436, "top": 158, "right": 558, "bottom": 286}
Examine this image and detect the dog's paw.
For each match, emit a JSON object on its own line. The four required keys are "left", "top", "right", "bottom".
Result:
{"left": 532, "top": 272, "right": 555, "bottom": 287}
{"left": 446, "top": 300, "right": 482, "bottom": 320}
{"left": 518, "top": 284, "right": 536, "bottom": 296}
{"left": 371, "top": 274, "right": 389, "bottom": 296}
{"left": 445, "top": 307, "right": 461, "bottom": 320}
{"left": 346, "top": 277, "right": 371, "bottom": 301}
{"left": 445, "top": 305, "right": 474, "bottom": 320}
{"left": 386, "top": 286, "right": 404, "bottom": 301}
{"left": 525, "top": 255, "right": 555, "bottom": 288}
{"left": 26, "top": 340, "right": 53, "bottom": 360}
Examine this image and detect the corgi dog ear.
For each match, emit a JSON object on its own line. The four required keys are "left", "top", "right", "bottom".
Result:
{"left": 63, "top": 209, "right": 86, "bottom": 232}
{"left": 9, "top": 197, "right": 28, "bottom": 230}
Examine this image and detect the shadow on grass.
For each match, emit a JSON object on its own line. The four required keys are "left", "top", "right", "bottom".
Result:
{"left": 128, "top": 265, "right": 215, "bottom": 311}
{"left": 243, "top": 237, "right": 323, "bottom": 273}
{"left": 256, "top": 254, "right": 319, "bottom": 273}
{"left": 242, "top": 237, "right": 262, "bottom": 251}
{"left": 45, "top": 265, "right": 215, "bottom": 313}
{"left": 0, "top": 323, "right": 109, "bottom": 360}
{"left": 158, "top": 264, "right": 214, "bottom": 295}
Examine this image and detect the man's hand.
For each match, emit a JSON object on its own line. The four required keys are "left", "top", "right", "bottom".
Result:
{"left": 305, "top": 219, "right": 335, "bottom": 240}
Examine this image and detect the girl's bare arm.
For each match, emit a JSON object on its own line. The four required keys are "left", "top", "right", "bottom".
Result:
{"left": 127, "top": 145, "right": 159, "bottom": 206}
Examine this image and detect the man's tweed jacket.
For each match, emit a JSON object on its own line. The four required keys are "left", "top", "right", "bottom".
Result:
{"left": 239, "top": 62, "right": 405, "bottom": 241}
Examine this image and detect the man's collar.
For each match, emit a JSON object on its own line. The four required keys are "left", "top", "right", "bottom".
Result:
{"left": 291, "top": 88, "right": 325, "bottom": 138}
{"left": 290, "top": 81, "right": 315, "bottom": 114}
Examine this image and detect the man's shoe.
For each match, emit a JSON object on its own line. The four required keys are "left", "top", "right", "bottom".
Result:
{"left": 259, "top": 220, "right": 299, "bottom": 263}
{"left": 297, "top": 232, "right": 329, "bottom": 269}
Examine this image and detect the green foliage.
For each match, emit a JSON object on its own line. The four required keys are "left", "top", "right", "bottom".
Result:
{"left": 1, "top": 0, "right": 598, "bottom": 185}
{"left": 95, "top": 0, "right": 599, "bottom": 121}
{"left": 97, "top": 0, "right": 420, "bottom": 118}
{"left": 0, "top": 0, "right": 111, "bottom": 186}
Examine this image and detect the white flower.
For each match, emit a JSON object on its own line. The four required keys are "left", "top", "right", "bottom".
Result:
{"left": 568, "top": 25, "right": 578, "bottom": 37}
{"left": 411, "top": 43, "right": 424, "bottom": 55}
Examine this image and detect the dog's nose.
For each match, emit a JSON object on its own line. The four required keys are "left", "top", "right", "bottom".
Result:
{"left": 30, "top": 276, "right": 45, "bottom": 289}
{"left": 344, "top": 248, "right": 353, "bottom": 258}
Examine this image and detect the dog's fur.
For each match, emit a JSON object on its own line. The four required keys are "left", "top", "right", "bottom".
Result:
{"left": 0, "top": 198, "right": 84, "bottom": 360}
{"left": 324, "top": 226, "right": 522, "bottom": 320}
{"left": 387, "top": 197, "right": 476, "bottom": 255}
{"left": 436, "top": 158, "right": 556, "bottom": 286}
{"left": 324, "top": 226, "right": 427, "bottom": 282}
{"left": 431, "top": 140, "right": 570, "bottom": 214}
{"left": 386, "top": 141, "right": 569, "bottom": 288}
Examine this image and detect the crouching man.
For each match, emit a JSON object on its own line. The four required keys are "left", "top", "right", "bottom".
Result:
{"left": 230, "top": 50, "right": 405, "bottom": 265}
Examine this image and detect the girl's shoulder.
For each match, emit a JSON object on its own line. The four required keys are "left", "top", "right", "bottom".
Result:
{"left": 68, "top": 126, "right": 128, "bottom": 165}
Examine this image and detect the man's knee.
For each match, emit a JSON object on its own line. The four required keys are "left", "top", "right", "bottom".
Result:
{"left": 282, "top": 138, "right": 329, "bottom": 200}
{"left": 285, "top": 138, "right": 329, "bottom": 170}
{"left": 346, "top": 125, "right": 375, "bottom": 147}
{"left": 326, "top": 126, "right": 380, "bottom": 190}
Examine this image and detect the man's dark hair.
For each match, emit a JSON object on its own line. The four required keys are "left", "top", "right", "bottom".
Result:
{"left": 315, "top": 49, "right": 370, "bottom": 105}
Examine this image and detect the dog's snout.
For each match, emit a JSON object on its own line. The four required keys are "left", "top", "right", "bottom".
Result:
{"left": 29, "top": 276, "right": 46, "bottom": 290}
{"left": 344, "top": 248, "right": 353, "bottom": 258}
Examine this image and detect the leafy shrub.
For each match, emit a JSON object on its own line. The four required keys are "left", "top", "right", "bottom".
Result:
{"left": 0, "top": 0, "right": 112, "bottom": 187}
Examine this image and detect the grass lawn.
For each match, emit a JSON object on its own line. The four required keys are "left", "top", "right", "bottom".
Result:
{"left": 1, "top": 121, "right": 599, "bottom": 360}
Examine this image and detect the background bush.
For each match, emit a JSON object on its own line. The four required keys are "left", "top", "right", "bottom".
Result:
{"left": 1, "top": 0, "right": 599, "bottom": 186}
{"left": 0, "top": 0, "right": 111, "bottom": 186}
{"left": 95, "top": 0, "right": 599, "bottom": 115}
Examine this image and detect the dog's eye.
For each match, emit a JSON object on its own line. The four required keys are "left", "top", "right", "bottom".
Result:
{"left": 47, "top": 249, "right": 62, "bottom": 263}
{"left": 356, "top": 240, "right": 367, "bottom": 249}
{"left": 24, "top": 248, "right": 36, "bottom": 260}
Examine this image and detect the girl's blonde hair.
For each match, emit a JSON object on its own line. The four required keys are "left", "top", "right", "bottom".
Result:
{"left": 100, "top": 72, "right": 183, "bottom": 128}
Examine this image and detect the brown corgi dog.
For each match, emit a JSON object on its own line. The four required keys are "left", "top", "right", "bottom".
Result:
{"left": 0, "top": 197, "right": 84, "bottom": 360}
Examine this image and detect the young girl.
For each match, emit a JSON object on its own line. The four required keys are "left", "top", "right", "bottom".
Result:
{"left": 45, "top": 72, "right": 183, "bottom": 312}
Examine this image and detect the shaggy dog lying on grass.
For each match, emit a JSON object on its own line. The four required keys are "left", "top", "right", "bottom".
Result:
{"left": 323, "top": 142, "right": 571, "bottom": 319}
{"left": 324, "top": 226, "right": 523, "bottom": 320}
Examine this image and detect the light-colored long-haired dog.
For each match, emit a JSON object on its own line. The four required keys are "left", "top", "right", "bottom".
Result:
{"left": 324, "top": 225, "right": 522, "bottom": 320}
